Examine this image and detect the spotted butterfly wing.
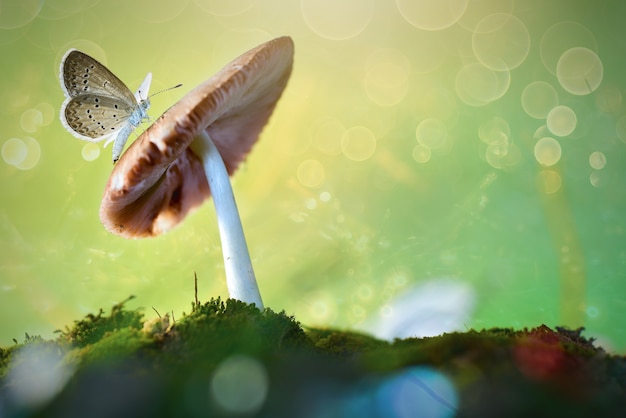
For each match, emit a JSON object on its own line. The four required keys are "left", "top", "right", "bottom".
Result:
{"left": 59, "top": 49, "right": 151, "bottom": 162}
{"left": 62, "top": 94, "right": 142, "bottom": 140}
{"left": 60, "top": 50, "right": 138, "bottom": 102}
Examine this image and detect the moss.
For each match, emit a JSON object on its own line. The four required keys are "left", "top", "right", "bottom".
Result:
{"left": 74, "top": 327, "right": 153, "bottom": 367}
{"left": 306, "top": 327, "right": 389, "bottom": 356}
{"left": 154, "top": 298, "right": 311, "bottom": 371}
{"left": 0, "top": 298, "right": 625, "bottom": 418}
{"left": 55, "top": 295, "right": 144, "bottom": 348}
{"left": 0, "top": 346, "right": 15, "bottom": 378}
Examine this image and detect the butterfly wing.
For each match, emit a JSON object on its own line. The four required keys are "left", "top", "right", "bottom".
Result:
{"left": 61, "top": 94, "right": 137, "bottom": 142}
{"left": 134, "top": 72, "right": 152, "bottom": 102}
{"left": 60, "top": 49, "right": 137, "bottom": 105}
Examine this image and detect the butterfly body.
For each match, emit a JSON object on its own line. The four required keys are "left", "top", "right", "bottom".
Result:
{"left": 59, "top": 49, "right": 151, "bottom": 162}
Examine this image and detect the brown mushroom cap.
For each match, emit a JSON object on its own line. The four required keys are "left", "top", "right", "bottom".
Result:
{"left": 99, "top": 36, "right": 294, "bottom": 238}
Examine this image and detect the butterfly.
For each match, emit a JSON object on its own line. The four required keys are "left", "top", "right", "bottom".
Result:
{"left": 59, "top": 49, "right": 151, "bottom": 163}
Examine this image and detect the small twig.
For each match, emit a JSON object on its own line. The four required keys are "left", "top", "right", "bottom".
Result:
{"left": 171, "top": 310, "right": 176, "bottom": 323}
{"left": 152, "top": 306, "right": 161, "bottom": 318}
{"left": 194, "top": 271, "right": 199, "bottom": 307}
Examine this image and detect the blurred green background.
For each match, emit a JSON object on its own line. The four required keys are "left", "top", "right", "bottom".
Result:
{"left": 2, "top": 0, "right": 626, "bottom": 352}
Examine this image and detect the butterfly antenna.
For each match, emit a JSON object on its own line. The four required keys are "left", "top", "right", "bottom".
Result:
{"left": 149, "top": 83, "right": 183, "bottom": 98}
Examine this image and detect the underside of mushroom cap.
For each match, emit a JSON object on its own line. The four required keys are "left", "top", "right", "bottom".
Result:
{"left": 99, "top": 36, "right": 294, "bottom": 238}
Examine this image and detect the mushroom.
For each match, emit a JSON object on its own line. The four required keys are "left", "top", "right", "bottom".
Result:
{"left": 99, "top": 37, "right": 294, "bottom": 309}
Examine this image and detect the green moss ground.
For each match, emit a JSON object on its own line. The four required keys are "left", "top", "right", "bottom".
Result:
{"left": 1, "top": 297, "right": 625, "bottom": 417}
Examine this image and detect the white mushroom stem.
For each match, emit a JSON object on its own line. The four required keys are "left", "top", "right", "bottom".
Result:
{"left": 195, "top": 130, "right": 264, "bottom": 309}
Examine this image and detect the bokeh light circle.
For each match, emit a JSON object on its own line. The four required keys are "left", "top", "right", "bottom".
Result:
{"left": 478, "top": 116, "right": 510, "bottom": 145}
{"left": 455, "top": 63, "right": 510, "bottom": 106}
{"left": 2, "top": 136, "right": 40, "bottom": 170}
{"left": 586, "top": 305, "right": 600, "bottom": 318}
{"left": 589, "top": 151, "right": 606, "bottom": 170}
{"left": 307, "top": 293, "right": 337, "bottom": 322}
{"left": 0, "top": 0, "right": 43, "bottom": 29}
{"left": 396, "top": 0, "right": 468, "bottom": 31}
{"left": 472, "top": 13, "right": 530, "bottom": 71}
{"left": 546, "top": 105, "right": 577, "bottom": 137}
{"left": 485, "top": 143, "right": 510, "bottom": 169}
{"left": 34, "top": 103, "right": 55, "bottom": 127}
{"left": 2, "top": 138, "right": 28, "bottom": 166}
{"left": 210, "top": 355, "right": 268, "bottom": 414}
{"left": 20, "top": 109, "right": 44, "bottom": 133}
{"left": 297, "top": 159, "right": 325, "bottom": 188}
{"left": 342, "top": 126, "right": 376, "bottom": 161}
{"left": 412, "top": 145, "right": 431, "bottom": 163}
{"left": 556, "top": 47, "right": 603, "bottom": 96}
{"left": 590, "top": 171, "right": 603, "bottom": 188}
{"left": 416, "top": 118, "right": 447, "bottom": 149}
{"left": 14, "top": 137, "right": 41, "bottom": 170}
{"left": 5, "top": 344, "right": 74, "bottom": 408}
{"left": 301, "top": 0, "right": 374, "bottom": 40}
{"left": 81, "top": 143, "right": 100, "bottom": 161}
{"left": 534, "top": 137, "right": 562, "bottom": 167}
{"left": 540, "top": 21, "right": 597, "bottom": 75}
{"left": 533, "top": 125, "right": 550, "bottom": 140}
{"left": 521, "top": 81, "right": 559, "bottom": 119}
{"left": 479, "top": 118, "right": 520, "bottom": 169}
{"left": 376, "top": 367, "right": 458, "bottom": 418}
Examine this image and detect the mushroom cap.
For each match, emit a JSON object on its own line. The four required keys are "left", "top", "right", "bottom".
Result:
{"left": 99, "top": 36, "right": 294, "bottom": 238}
